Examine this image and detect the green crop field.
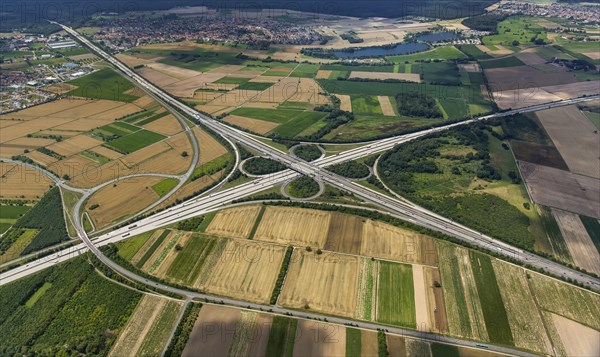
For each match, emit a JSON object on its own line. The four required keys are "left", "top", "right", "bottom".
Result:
{"left": 580, "top": 215, "right": 600, "bottom": 254}
{"left": 135, "top": 229, "right": 171, "bottom": 268}
{"left": 214, "top": 76, "right": 251, "bottom": 85}
{"left": 105, "top": 129, "right": 166, "bottom": 154}
{"left": 0, "top": 205, "right": 30, "bottom": 234}
{"left": 479, "top": 56, "right": 525, "bottom": 70}
{"left": 166, "top": 234, "right": 223, "bottom": 284}
{"left": 469, "top": 252, "right": 514, "bottom": 345}
{"left": 582, "top": 111, "right": 600, "bottom": 130}
{"left": 321, "top": 64, "right": 395, "bottom": 73}
{"left": 230, "top": 108, "right": 302, "bottom": 123}
{"left": 351, "top": 95, "right": 383, "bottom": 115}
{"left": 422, "top": 62, "right": 461, "bottom": 85}
{"left": 66, "top": 68, "right": 138, "bottom": 102}
{"left": 265, "top": 316, "right": 297, "bottom": 357}
{"left": 346, "top": 328, "right": 362, "bottom": 357}
{"left": 137, "top": 300, "right": 182, "bottom": 356}
{"left": 318, "top": 79, "right": 468, "bottom": 99}
{"left": 152, "top": 178, "right": 179, "bottom": 197}
{"left": 236, "top": 81, "right": 274, "bottom": 91}
{"left": 457, "top": 45, "right": 492, "bottom": 60}
{"left": 289, "top": 63, "right": 320, "bottom": 78}
{"left": 376, "top": 261, "right": 415, "bottom": 328}
{"left": 438, "top": 98, "right": 468, "bottom": 120}
{"left": 431, "top": 343, "right": 460, "bottom": 357}
{"left": 271, "top": 111, "right": 328, "bottom": 138}
{"left": 117, "top": 231, "right": 155, "bottom": 261}
{"left": 136, "top": 111, "right": 170, "bottom": 126}
{"left": 387, "top": 46, "right": 467, "bottom": 63}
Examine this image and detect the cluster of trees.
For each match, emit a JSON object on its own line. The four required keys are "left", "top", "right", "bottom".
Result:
{"left": 177, "top": 216, "right": 204, "bottom": 231}
{"left": 328, "top": 161, "right": 370, "bottom": 179}
{"left": 395, "top": 92, "right": 442, "bottom": 118}
{"left": 270, "top": 246, "right": 294, "bottom": 304}
{"left": 298, "top": 108, "right": 354, "bottom": 141}
{"left": 461, "top": 13, "right": 508, "bottom": 33}
{"left": 36, "top": 147, "right": 64, "bottom": 160}
{"left": 293, "top": 145, "right": 322, "bottom": 162}
{"left": 287, "top": 176, "right": 320, "bottom": 198}
{"left": 340, "top": 31, "right": 364, "bottom": 44}
{"left": 164, "top": 303, "right": 203, "bottom": 357}
{"left": 243, "top": 157, "right": 287, "bottom": 175}
{"left": 0, "top": 188, "right": 68, "bottom": 256}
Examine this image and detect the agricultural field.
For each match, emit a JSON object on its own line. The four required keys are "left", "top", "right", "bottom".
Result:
{"left": 204, "top": 205, "right": 262, "bottom": 238}
{"left": 377, "top": 261, "right": 416, "bottom": 328}
{"left": 66, "top": 68, "right": 139, "bottom": 102}
{"left": 110, "top": 295, "right": 183, "bottom": 357}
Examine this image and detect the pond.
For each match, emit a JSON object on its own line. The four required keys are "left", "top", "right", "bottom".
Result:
{"left": 415, "top": 31, "right": 458, "bottom": 43}
{"left": 331, "top": 42, "right": 429, "bottom": 59}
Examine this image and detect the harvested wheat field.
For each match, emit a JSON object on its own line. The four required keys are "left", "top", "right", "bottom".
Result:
{"left": 536, "top": 105, "right": 600, "bottom": 179}
{"left": 336, "top": 95, "right": 352, "bottom": 112}
{"left": 67, "top": 159, "right": 130, "bottom": 189}
{"left": 361, "top": 219, "right": 438, "bottom": 266}
{"left": 192, "top": 127, "right": 228, "bottom": 164}
{"left": 491, "top": 260, "right": 552, "bottom": 354}
{"left": 551, "top": 313, "right": 600, "bottom": 357}
{"left": 253, "top": 78, "right": 329, "bottom": 105}
{"left": 516, "top": 51, "right": 547, "bottom": 66}
{"left": 196, "top": 239, "right": 286, "bottom": 303}
{"left": 249, "top": 76, "right": 281, "bottom": 83}
{"left": 223, "top": 115, "right": 278, "bottom": 134}
{"left": 205, "top": 205, "right": 261, "bottom": 239}
{"left": 229, "top": 311, "right": 272, "bottom": 357}
{"left": 0, "top": 117, "right": 78, "bottom": 143}
{"left": 146, "top": 62, "right": 202, "bottom": 80}
{"left": 193, "top": 90, "right": 223, "bottom": 102}
{"left": 412, "top": 265, "right": 430, "bottom": 332}
{"left": 163, "top": 73, "right": 225, "bottom": 97}
{"left": 138, "top": 67, "right": 180, "bottom": 87}
{"left": 279, "top": 249, "right": 359, "bottom": 318}
{"left": 116, "top": 53, "right": 152, "bottom": 68}
{"left": 154, "top": 170, "right": 223, "bottom": 210}
{"left": 378, "top": 96, "right": 396, "bottom": 116}
{"left": 1, "top": 137, "right": 55, "bottom": 156}
{"left": 120, "top": 141, "right": 172, "bottom": 167}
{"left": 361, "top": 330, "right": 379, "bottom": 356}
{"left": 0, "top": 162, "right": 53, "bottom": 200}
{"left": 133, "top": 95, "right": 158, "bottom": 109}
{"left": 86, "top": 176, "right": 163, "bottom": 228}
{"left": 183, "top": 305, "right": 241, "bottom": 357}
{"left": 387, "top": 335, "right": 407, "bottom": 357}
{"left": 88, "top": 103, "right": 141, "bottom": 121}
{"left": 89, "top": 145, "right": 122, "bottom": 160}
{"left": 492, "top": 87, "right": 562, "bottom": 110}
{"left": 293, "top": 319, "right": 347, "bottom": 357}
{"left": 25, "top": 150, "right": 59, "bottom": 166}
{"left": 477, "top": 45, "right": 513, "bottom": 56}
{"left": 46, "top": 135, "right": 103, "bottom": 157}
{"left": 0, "top": 98, "right": 89, "bottom": 119}
{"left": 437, "top": 242, "right": 488, "bottom": 341}
{"left": 109, "top": 295, "right": 183, "bottom": 357}
{"left": 349, "top": 71, "right": 421, "bottom": 83}
{"left": 553, "top": 209, "right": 600, "bottom": 276}
{"left": 254, "top": 206, "right": 332, "bottom": 248}
{"left": 142, "top": 114, "right": 183, "bottom": 136}
{"left": 44, "top": 82, "right": 77, "bottom": 94}
{"left": 315, "top": 70, "right": 332, "bottom": 79}
{"left": 423, "top": 267, "right": 448, "bottom": 333}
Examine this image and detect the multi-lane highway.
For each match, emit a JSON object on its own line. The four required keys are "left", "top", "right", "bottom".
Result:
{"left": 3, "top": 22, "right": 597, "bottom": 292}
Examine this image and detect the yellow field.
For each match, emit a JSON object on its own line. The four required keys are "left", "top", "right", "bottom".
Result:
{"left": 25, "top": 150, "right": 59, "bottom": 166}
{"left": 46, "top": 135, "right": 103, "bottom": 157}
{"left": 254, "top": 206, "right": 332, "bottom": 248}
{"left": 193, "top": 127, "right": 229, "bottom": 164}
{"left": 315, "top": 70, "right": 332, "bottom": 79}
{"left": 154, "top": 170, "right": 223, "bottom": 210}
{"left": 142, "top": 114, "right": 183, "bottom": 136}
{"left": 86, "top": 176, "right": 163, "bottom": 228}
{"left": 360, "top": 219, "right": 438, "bottom": 266}
{"left": 1, "top": 137, "right": 55, "bottom": 157}
{"left": 0, "top": 162, "right": 53, "bottom": 200}
{"left": 378, "top": 96, "right": 396, "bottom": 116}
{"left": 492, "top": 260, "right": 552, "bottom": 354}
{"left": 279, "top": 249, "right": 359, "bottom": 318}
{"left": 196, "top": 239, "right": 286, "bottom": 303}
{"left": 349, "top": 71, "right": 421, "bottom": 83}
{"left": 223, "top": 115, "right": 279, "bottom": 134}
{"left": 120, "top": 141, "right": 172, "bottom": 167}
{"left": 337, "top": 94, "right": 352, "bottom": 112}
{"left": 89, "top": 145, "right": 122, "bottom": 160}
{"left": 205, "top": 205, "right": 262, "bottom": 239}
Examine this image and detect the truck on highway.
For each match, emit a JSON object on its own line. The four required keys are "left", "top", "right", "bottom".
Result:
{"left": 128, "top": 224, "right": 138, "bottom": 229}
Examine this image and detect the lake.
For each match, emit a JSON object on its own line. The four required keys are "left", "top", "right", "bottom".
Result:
{"left": 332, "top": 42, "right": 429, "bottom": 59}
